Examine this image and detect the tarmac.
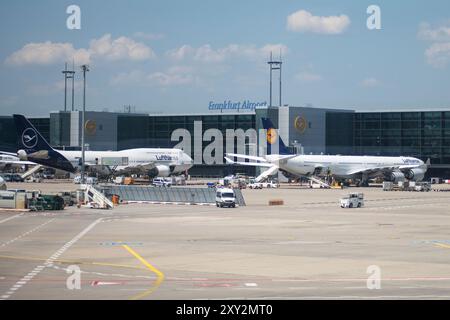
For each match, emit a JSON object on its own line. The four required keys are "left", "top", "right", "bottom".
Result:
{"left": 1, "top": 181, "right": 450, "bottom": 300}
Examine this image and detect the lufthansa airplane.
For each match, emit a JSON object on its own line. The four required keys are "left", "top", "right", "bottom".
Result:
{"left": 0, "top": 151, "right": 36, "bottom": 171}
{"left": 13, "top": 114, "right": 194, "bottom": 177}
{"left": 225, "top": 118, "right": 429, "bottom": 185}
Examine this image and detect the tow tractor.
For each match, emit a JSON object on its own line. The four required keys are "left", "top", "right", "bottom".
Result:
{"left": 340, "top": 193, "right": 364, "bottom": 208}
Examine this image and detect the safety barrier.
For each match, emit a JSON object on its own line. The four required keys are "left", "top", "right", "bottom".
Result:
{"left": 94, "top": 185, "right": 246, "bottom": 206}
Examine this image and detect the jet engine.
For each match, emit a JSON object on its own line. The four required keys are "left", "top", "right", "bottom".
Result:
{"left": 404, "top": 168, "right": 425, "bottom": 181}
{"left": 148, "top": 165, "right": 171, "bottom": 178}
{"left": 390, "top": 171, "right": 406, "bottom": 183}
{"left": 17, "top": 149, "right": 28, "bottom": 161}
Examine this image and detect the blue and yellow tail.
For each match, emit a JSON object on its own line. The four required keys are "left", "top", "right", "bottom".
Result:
{"left": 261, "top": 118, "right": 292, "bottom": 155}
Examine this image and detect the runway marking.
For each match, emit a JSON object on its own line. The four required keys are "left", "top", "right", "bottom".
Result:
{"left": 0, "top": 218, "right": 55, "bottom": 248}
{"left": 0, "top": 218, "right": 102, "bottom": 300}
{"left": 0, "top": 213, "right": 24, "bottom": 224}
{"left": 0, "top": 253, "right": 148, "bottom": 271}
{"left": 122, "top": 244, "right": 165, "bottom": 300}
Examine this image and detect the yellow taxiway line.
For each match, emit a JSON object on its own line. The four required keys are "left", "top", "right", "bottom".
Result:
{"left": 121, "top": 244, "right": 165, "bottom": 300}
{"left": 435, "top": 243, "right": 450, "bottom": 249}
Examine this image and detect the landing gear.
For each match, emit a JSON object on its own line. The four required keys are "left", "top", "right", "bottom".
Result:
{"left": 356, "top": 180, "right": 370, "bottom": 187}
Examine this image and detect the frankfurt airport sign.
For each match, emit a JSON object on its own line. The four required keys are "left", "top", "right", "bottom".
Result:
{"left": 208, "top": 100, "right": 267, "bottom": 111}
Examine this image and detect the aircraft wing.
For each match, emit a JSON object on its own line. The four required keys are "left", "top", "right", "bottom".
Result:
{"left": 225, "top": 153, "right": 297, "bottom": 163}
{"left": 224, "top": 157, "right": 274, "bottom": 168}
{"left": 0, "top": 160, "right": 36, "bottom": 166}
{"left": 346, "top": 164, "right": 419, "bottom": 176}
{"left": 0, "top": 151, "right": 19, "bottom": 157}
{"left": 225, "top": 153, "right": 268, "bottom": 163}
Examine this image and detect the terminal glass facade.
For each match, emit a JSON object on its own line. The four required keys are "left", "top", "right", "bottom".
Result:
{"left": 148, "top": 114, "right": 256, "bottom": 177}
{"left": 354, "top": 111, "right": 450, "bottom": 166}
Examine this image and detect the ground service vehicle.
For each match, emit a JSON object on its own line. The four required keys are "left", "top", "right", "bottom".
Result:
{"left": 215, "top": 188, "right": 236, "bottom": 208}
{"left": 340, "top": 193, "right": 364, "bottom": 208}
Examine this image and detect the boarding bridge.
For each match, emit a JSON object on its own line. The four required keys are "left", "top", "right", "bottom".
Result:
{"left": 21, "top": 164, "right": 43, "bottom": 179}
{"left": 83, "top": 184, "right": 114, "bottom": 209}
{"left": 94, "top": 185, "right": 246, "bottom": 206}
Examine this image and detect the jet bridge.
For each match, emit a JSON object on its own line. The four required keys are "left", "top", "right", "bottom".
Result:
{"left": 93, "top": 185, "right": 246, "bottom": 206}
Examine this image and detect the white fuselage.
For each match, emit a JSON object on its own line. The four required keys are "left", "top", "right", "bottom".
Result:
{"left": 0, "top": 154, "right": 36, "bottom": 170}
{"left": 58, "top": 148, "right": 193, "bottom": 174}
{"left": 266, "top": 154, "right": 425, "bottom": 179}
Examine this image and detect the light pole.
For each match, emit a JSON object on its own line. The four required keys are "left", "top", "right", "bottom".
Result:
{"left": 62, "top": 62, "right": 76, "bottom": 112}
{"left": 80, "top": 64, "right": 89, "bottom": 184}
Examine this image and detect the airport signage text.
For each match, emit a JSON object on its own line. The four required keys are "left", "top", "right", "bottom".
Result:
{"left": 208, "top": 100, "right": 267, "bottom": 112}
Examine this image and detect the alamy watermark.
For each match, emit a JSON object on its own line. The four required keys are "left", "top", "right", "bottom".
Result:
{"left": 366, "top": 265, "right": 382, "bottom": 290}
{"left": 66, "top": 5, "right": 81, "bottom": 30}
{"left": 66, "top": 265, "right": 82, "bottom": 290}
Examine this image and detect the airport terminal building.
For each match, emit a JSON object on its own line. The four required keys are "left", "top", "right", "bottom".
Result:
{"left": 1, "top": 105, "right": 450, "bottom": 178}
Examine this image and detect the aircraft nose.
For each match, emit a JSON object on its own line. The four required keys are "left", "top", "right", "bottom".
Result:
{"left": 183, "top": 153, "right": 193, "bottom": 165}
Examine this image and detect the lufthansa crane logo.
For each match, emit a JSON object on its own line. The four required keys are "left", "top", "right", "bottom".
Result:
{"left": 22, "top": 128, "right": 38, "bottom": 149}
{"left": 267, "top": 128, "right": 277, "bottom": 145}
{"left": 294, "top": 116, "right": 307, "bottom": 134}
{"left": 85, "top": 120, "right": 97, "bottom": 135}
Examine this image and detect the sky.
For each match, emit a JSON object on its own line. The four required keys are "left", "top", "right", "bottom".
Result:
{"left": 0, "top": 0, "right": 450, "bottom": 116}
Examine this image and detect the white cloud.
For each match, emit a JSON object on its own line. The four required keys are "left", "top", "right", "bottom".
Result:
{"left": 166, "top": 43, "right": 288, "bottom": 62}
{"left": 425, "top": 42, "right": 450, "bottom": 68}
{"left": 418, "top": 22, "right": 450, "bottom": 42}
{"left": 89, "top": 34, "right": 156, "bottom": 61}
{"left": 166, "top": 45, "right": 195, "bottom": 60}
{"left": 287, "top": 10, "right": 350, "bottom": 34}
{"left": 5, "top": 41, "right": 90, "bottom": 66}
{"left": 111, "top": 66, "right": 196, "bottom": 87}
{"left": 295, "top": 72, "right": 322, "bottom": 83}
{"left": 5, "top": 34, "right": 156, "bottom": 66}
{"left": 418, "top": 22, "right": 450, "bottom": 68}
{"left": 361, "top": 77, "right": 380, "bottom": 88}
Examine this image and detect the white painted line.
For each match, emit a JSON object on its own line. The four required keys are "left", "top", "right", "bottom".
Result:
{"left": 1, "top": 218, "right": 103, "bottom": 300}
{"left": 0, "top": 213, "right": 24, "bottom": 224}
{"left": 0, "top": 219, "right": 55, "bottom": 248}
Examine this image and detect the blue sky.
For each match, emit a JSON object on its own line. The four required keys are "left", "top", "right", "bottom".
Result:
{"left": 1, "top": 0, "right": 450, "bottom": 116}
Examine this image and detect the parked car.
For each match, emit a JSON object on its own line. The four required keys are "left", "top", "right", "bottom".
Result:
{"left": 1, "top": 173, "right": 24, "bottom": 182}
{"left": 215, "top": 188, "right": 236, "bottom": 208}
{"left": 42, "top": 173, "right": 55, "bottom": 179}
{"left": 152, "top": 177, "right": 172, "bottom": 187}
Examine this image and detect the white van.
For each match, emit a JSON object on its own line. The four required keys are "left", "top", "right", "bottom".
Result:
{"left": 152, "top": 177, "right": 172, "bottom": 187}
{"left": 215, "top": 188, "right": 236, "bottom": 208}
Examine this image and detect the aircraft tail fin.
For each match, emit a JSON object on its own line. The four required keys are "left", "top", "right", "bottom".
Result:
{"left": 13, "top": 114, "right": 54, "bottom": 152}
{"left": 261, "top": 117, "right": 293, "bottom": 155}
{"left": 13, "top": 114, "right": 76, "bottom": 173}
